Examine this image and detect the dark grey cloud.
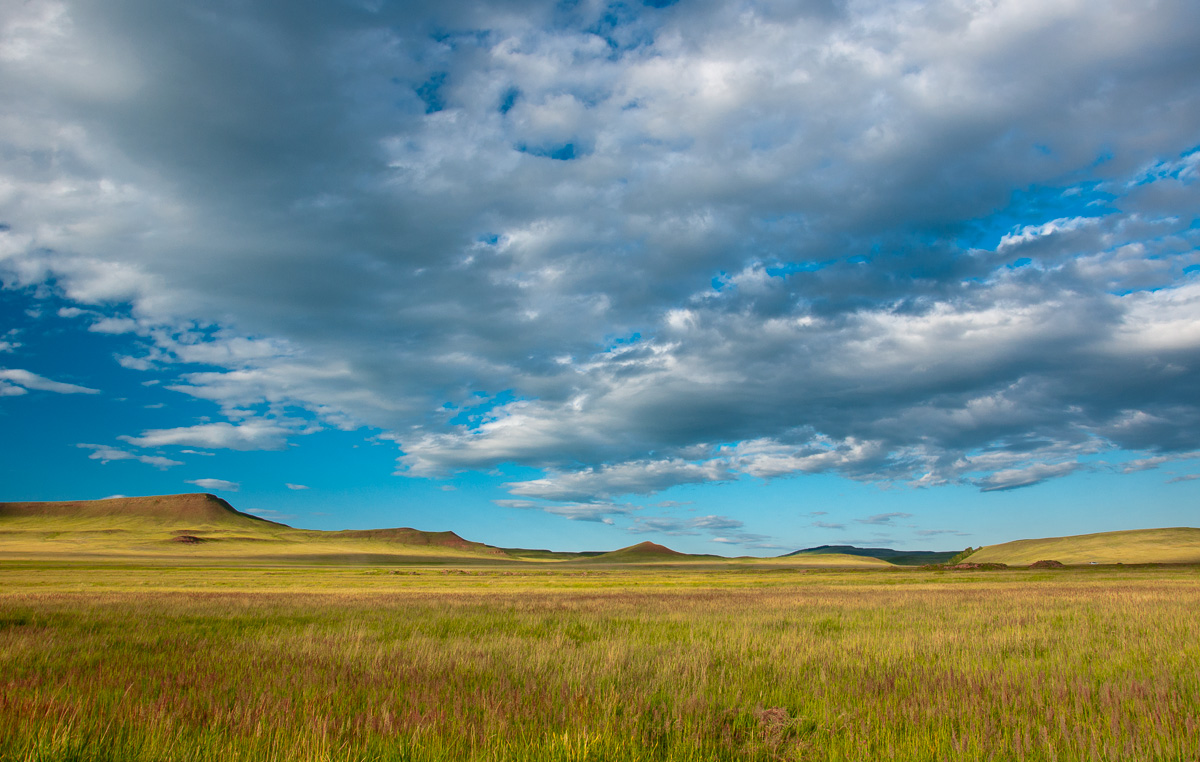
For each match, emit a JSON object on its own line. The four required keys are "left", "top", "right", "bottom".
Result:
{"left": 2, "top": 0, "right": 1199, "bottom": 511}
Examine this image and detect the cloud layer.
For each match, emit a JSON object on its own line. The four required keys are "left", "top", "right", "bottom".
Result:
{"left": 2, "top": 0, "right": 1199, "bottom": 519}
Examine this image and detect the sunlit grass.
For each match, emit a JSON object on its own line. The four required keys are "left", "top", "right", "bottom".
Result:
{"left": 2, "top": 564, "right": 1198, "bottom": 760}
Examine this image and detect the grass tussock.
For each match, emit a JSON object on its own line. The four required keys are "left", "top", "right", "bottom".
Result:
{"left": 1, "top": 565, "right": 1198, "bottom": 761}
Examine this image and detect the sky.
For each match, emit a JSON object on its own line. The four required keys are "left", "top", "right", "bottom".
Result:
{"left": 1, "top": 0, "right": 1199, "bottom": 555}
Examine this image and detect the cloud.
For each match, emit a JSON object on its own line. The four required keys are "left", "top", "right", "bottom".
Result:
{"left": 77, "top": 443, "right": 182, "bottom": 469}
{"left": 495, "top": 498, "right": 631, "bottom": 524}
{"left": 997, "top": 217, "right": 1104, "bottom": 251}
{"left": 88, "top": 316, "right": 140, "bottom": 334}
{"left": 1122, "top": 455, "right": 1173, "bottom": 473}
{"left": 120, "top": 421, "right": 291, "bottom": 451}
{"left": 625, "top": 512, "right": 772, "bottom": 547}
{"left": 285, "top": 483, "right": 309, "bottom": 490}
{"left": 186, "top": 478, "right": 239, "bottom": 492}
{"left": 915, "top": 529, "right": 971, "bottom": 538}
{"left": 1120, "top": 452, "right": 1200, "bottom": 474}
{"left": 856, "top": 512, "right": 914, "bottom": 526}
{"left": 0, "top": 368, "right": 99, "bottom": 395}
{"left": 628, "top": 513, "right": 742, "bottom": 536}
{"left": 502, "top": 459, "right": 731, "bottom": 503}
{"left": 976, "top": 462, "right": 1082, "bottom": 492}
{"left": 1, "top": 0, "right": 1199, "bottom": 508}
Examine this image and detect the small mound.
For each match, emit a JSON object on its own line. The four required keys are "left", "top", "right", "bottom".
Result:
{"left": 171, "top": 535, "right": 207, "bottom": 544}
{"left": 1029, "top": 559, "right": 1065, "bottom": 569}
{"left": 946, "top": 562, "right": 1009, "bottom": 571}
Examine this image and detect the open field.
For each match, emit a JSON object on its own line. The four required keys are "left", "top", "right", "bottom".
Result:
{"left": 2, "top": 562, "right": 1199, "bottom": 761}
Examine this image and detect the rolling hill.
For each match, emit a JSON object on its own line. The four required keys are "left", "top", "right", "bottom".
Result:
{"left": 968, "top": 527, "right": 1200, "bottom": 565}
{"left": 5, "top": 494, "right": 1198, "bottom": 568}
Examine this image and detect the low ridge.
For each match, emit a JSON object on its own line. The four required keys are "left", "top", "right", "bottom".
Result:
{"left": 784, "top": 544, "right": 960, "bottom": 566}
{"left": 332, "top": 527, "right": 506, "bottom": 556}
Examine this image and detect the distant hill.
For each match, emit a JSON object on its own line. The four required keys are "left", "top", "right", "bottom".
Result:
{"left": 501, "top": 548, "right": 605, "bottom": 561}
{"left": 578, "top": 541, "right": 707, "bottom": 564}
{"left": 0, "top": 494, "right": 512, "bottom": 564}
{"left": 7, "top": 494, "right": 1197, "bottom": 568}
{"left": 968, "top": 527, "right": 1200, "bottom": 565}
{"left": 784, "top": 545, "right": 961, "bottom": 566}
{"left": 769, "top": 553, "right": 894, "bottom": 567}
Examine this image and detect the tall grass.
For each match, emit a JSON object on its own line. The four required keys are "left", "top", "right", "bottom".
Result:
{"left": 2, "top": 566, "right": 1198, "bottom": 760}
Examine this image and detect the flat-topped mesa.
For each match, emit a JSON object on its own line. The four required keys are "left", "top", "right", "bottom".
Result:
{"left": 0, "top": 493, "right": 284, "bottom": 527}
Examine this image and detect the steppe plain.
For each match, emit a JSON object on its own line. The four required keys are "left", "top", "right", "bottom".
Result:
{"left": 2, "top": 494, "right": 1198, "bottom": 761}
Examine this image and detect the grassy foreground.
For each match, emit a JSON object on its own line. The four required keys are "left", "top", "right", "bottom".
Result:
{"left": 2, "top": 563, "right": 1198, "bottom": 761}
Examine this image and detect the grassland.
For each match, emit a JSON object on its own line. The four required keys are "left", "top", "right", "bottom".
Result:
{"left": 3, "top": 495, "right": 1199, "bottom": 759}
{"left": 2, "top": 562, "right": 1199, "bottom": 761}
{"left": 970, "top": 527, "right": 1200, "bottom": 565}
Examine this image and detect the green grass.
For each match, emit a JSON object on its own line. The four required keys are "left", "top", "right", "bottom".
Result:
{"left": 2, "top": 562, "right": 1198, "bottom": 761}
{"left": 970, "top": 527, "right": 1200, "bottom": 565}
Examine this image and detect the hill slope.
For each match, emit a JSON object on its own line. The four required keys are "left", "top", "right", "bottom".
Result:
{"left": 969, "top": 527, "right": 1200, "bottom": 565}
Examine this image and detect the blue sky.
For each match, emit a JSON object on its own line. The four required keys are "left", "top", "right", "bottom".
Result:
{"left": 1, "top": 0, "right": 1199, "bottom": 554}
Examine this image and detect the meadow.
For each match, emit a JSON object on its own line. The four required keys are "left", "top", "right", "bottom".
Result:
{"left": 2, "top": 562, "right": 1198, "bottom": 761}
